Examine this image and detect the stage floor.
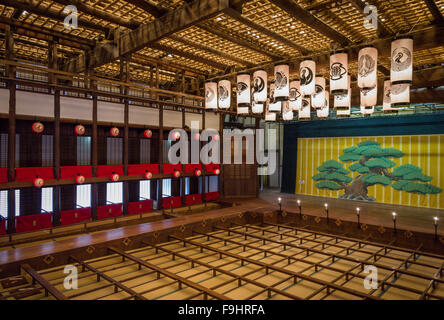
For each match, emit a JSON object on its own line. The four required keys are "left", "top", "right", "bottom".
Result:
{"left": 259, "top": 189, "right": 444, "bottom": 236}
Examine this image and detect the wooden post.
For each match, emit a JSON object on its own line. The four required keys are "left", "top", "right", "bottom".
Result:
{"left": 219, "top": 112, "right": 224, "bottom": 199}
{"left": 202, "top": 108, "right": 206, "bottom": 208}
{"left": 255, "top": 117, "right": 260, "bottom": 197}
{"left": 122, "top": 56, "right": 130, "bottom": 215}
{"left": 181, "top": 107, "right": 186, "bottom": 205}
{"left": 51, "top": 40, "right": 61, "bottom": 226}
{"left": 91, "top": 71, "right": 98, "bottom": 220}
{"left": 6, "top": 25, "right": 16, "bottom": 233}
{"left": 158, "top": 104, "right": 163, "bottom": 210}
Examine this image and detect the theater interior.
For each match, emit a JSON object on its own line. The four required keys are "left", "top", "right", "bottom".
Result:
{"left": 0, "top": 0, "right": 443, "bottom": 302}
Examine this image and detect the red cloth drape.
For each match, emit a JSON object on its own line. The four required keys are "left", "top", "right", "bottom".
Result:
{"left": 205, "top": 192, "right": 220, "bottom": 201}
{"left": 128, "top": 200, "right": 153, "bottom": 215}
{"left": 162, "top": 196, "right": 181, "bottom": 209}
{"left": 185, "top": 193, "right": 202, "bottom": 206}
{"left": 0, "top": 219, "right": 6, "bottom": 235}
{"left": 15, "top": 213, "right": 53, "bottom": 233}
{"left": 128, "top": 164, "right": 159, "bottom": 175}
{"left": 16, "top": 167, "right": 54, "bottom": 182}
{"left": 60, "top": 166, "right": 93, "bottom": 179}
{"left": 0, "top": 168, "right": 7, "bottom": 183}
{"left": 205, "top": 163, "right": 220, "bottom": 173}
{"left": 60, "top": 208, "right": 91, "bottom": 225}
{"left": 96, "top": 165, "right": 124, "bottom": 178}
{"left": 162, "top": 164, "right": 182, "bottom": 174}
{"left": 184, "top": 164, "right": 202, "bottom": 173}
{"left": 97, "top": 204, "right": 123, "bottom": 219}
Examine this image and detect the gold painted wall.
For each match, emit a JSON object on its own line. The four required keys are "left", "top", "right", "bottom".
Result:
{"left": 295, "top": 135, "right": 444, "bottom": 209}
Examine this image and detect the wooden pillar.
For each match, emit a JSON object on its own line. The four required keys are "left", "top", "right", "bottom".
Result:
{"left": 181, "top": 107, "right": 186, "bottom": 203}
{"left": 202, "top": 109, "right": 206, "bottom": 207}
{"left": 121, "top": 56, "right": 130, "bottom": 215}
{"left": 255, "top": 117, "right": 260, "bottom": 197}
{"left": 219, "top": 112, "right": 224, "bottom": 199}
{"left": 6, "top": 25, "right": 16, "bottom": 233}
{"left": 158, "top": 104, "right": 163, "bottom": 210}
{"left": 91, "top": 72, "right": 98, "bottom": 220}
{"left": 51, "top": 40, "right": 61, "bottom": 226}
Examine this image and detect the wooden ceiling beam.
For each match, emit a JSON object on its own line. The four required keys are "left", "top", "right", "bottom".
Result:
{"left": 2, "top": 0, "right": 110, "bottom": 33}
{"left": 123, "top": 0, "right": 168, "bottom": 18}
{"left": 169, "top": 35, "right": 254, "bottom": 67}
{"left": 63, "top": 0, "right": 234, "bottom": 73}
{"left": 268, "top": 0, "right": 351, "bottom": 46}
{"left": 223, "top": 7, "right": 311, "bottom": 55}
{"left": 423, "top": 0, "right": 444, "bottom": 25}
{"left": 150, "top": 43, "right": 228, "bottom": 71}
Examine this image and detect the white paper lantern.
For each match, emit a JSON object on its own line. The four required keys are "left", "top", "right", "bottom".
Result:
{"left": 289, "top": 79, "right": 302, "bottom": 111}
{"left": 360, "top": 105, "right": 374, "bottom": 115}
{"left": 334, "top": 90, "right": 350, "bottom": 108}
{"left": 268, "top": 81, "right": 281, "bottom": 112}
{"left": 383, "top": 79, "right": 396, "bottom": 111}
{"left": 330, "top": 51, "right": 348, "bottom": 95}
{"left": 252, "top": 101, "right": 264, "bottom": 114}
{"left": 217, "top": 79, "right": 231, "bottom": 109}
{"left": 237, "top": 105, "right": 249, "bottom": 114}
{"left": 282, "top": 101, "right": 293, "bottom": 121}
{"left": 312, "top": 76, "right": 326, "bottom": 109}
{"left": 299, "top": 96, "right": 311, "bottom": 120}
{"left": 360, "top": 86, "right": 377, "bottom": 107}
{"left": 236, "top": 73, "right": 251, "bottom": 106}
{"left": 252, "top": 69, "right": 267, "bottom": 103}
{"left": 317, "top": 91, "right": 329, "bottom": 118}
{"left": 265, "top": 99, "right": 276, "bottom": 121}
{"left": 358, "top": 46, "right": 378, "bottom": 89}
{"left": 274, "top": 63, "right": 289, "bottom": 101}
{"left": 391, "top": 36, "right": 413, "bottom": 85}
{"left": 300, "top": 59, "right": 315, "bottom": 95}
{"left": 205, "top": 81, "right": 217, "bottom": 110}
{"left": 390, "top": 83, "right": 410, "bottom": 106}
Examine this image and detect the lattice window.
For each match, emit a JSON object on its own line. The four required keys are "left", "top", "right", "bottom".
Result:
{"left": 139, "top": 181, "right": 151, "bottom": 200}
{"left": 162, "top": 179, "right": 172, "bottom": 197}
{"left": 0, "top": 190, "right": 7, "bottom": 218}
{"left": 41, "top": 187, "right": 53, "bottom": 213}
{"left": 107, "top": 137, "right": 123, "bottom": 165}
{"left": 76, "top": 184, "right": 91, "bottom": 208}
{"left": 140, "top": 139, "right": 151, "bottom": 164}
{"left": 41, "top": 135, "right": 53, "bottom": 166}
{"left": 106, "top": 182, "right": 123, "bottom": 204}
{"left": 77, "top": 136, "right": 91, "bottom": 166}
{"left": 0, "top": 133, "right": 7, "bottom": 168}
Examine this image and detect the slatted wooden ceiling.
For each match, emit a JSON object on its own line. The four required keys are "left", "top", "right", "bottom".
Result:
{"left": 0, "top": 0, "right": 443, "bottom": 90}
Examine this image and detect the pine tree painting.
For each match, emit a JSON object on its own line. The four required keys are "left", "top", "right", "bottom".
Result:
{"left": 312, "top": 140, "right": 442, "bottom": 201}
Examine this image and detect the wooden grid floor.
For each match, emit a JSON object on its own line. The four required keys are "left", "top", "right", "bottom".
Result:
{"left": 1, "top": 223, "right": 443, "bottom": 300}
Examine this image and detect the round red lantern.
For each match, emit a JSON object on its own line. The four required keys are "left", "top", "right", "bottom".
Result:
{"left": 75, "top": 124, "right": 86, "bottom": 136}
{"left": 144, "top": 171, "right": 152, "bottom": 180}
{"left": 110, "top": 127, "right": 120, "bottom": 137}
{"left": 172, "top": 131, "right": 181, "bottom": 140}
{"left": 173, "top": 170, "right": 181, "bottom": 178}
{"left": 33, "top": 177, "right": 44, "bottom": 188}
{"left": 144, "top": 129, "right": 152, "bottom": 138}
{"left": 110, "top": 173, "right": 120, "bottom": 182}
{"left": 32, "top": 122, "right": 44, "bottom": 134}
{"left": 193, "top": 133, "right": 200, "bottom": 140}
{"left": 76, "top": 175, "right": 85, "bottom": 184}
{"left": 194, "top": 169, "right": 202, "bottom": 177}
{"left": 212, "top": 134, "right": 219, "bottom": 141}
{"left": 214, "top": 168, "right": 221, "bottom": 175}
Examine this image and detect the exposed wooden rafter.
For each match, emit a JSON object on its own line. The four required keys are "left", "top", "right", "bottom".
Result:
{"left": 63, "top": 0, "right": 237, "bottom": 73}
{"left": 423, "top": 0, "right": 444, "bottom": 24}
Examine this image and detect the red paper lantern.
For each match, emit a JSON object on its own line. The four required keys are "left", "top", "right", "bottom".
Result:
{"left": 214, "top": 168, "right": 221, "bottom": 175}
{"left": 194, "top": 169, "right": 202, "bottom": 177}
{"left": 33, "top": 177, "right": 44, "bottom": 188}
{"left": 193, "top": 133, "right": 200, "bottom": 140}
{"left": 110, "top": 127, "right": 120, "bottom": 137}
{"left": 76, "top": 175, "right": 85, "bottom": 184}
{"left": 144, "top": 129, "right": 152, "bottom": 138}
{"left": 213, "top": 134, "right": 219, "bottom": 141}
{"left": 173, "top": 170, "right": 181, "bottom": 178}
{"left": 172, "top": 131, "right": 181, "bottom": 140}
{"left": 32, "top": 122, "right": 44, "bottom": 134}
{"left": 144, "top": 171, "right": 152, "bottom": 180}
{"left": 75, "top": 124, "right": 85, "bottom": 136}
{"left": 110, "top": 173, "right": 120, "bottom": 182}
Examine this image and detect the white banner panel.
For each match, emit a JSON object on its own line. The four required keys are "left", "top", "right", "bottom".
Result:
{"left": 164, "top": 110, "right": 182, "bottom": 128}
{"left": 0, "top": 89, "right": 9, "bottom": 114}
{"left": 17, "top": 91, "right": 54, "bottom": 117}
{"left": 61, "top": 96, "right": 92, "bottom": 120}
{"left": 98, "top": 101, "right": 124, "bottom": 123}
{"left": 129, "top": 105, "right": 159, "bottom": 126}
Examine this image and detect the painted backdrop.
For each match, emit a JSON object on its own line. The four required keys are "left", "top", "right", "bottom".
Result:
{"left": 296, "top": 135, "right": 443, "bottom": 209}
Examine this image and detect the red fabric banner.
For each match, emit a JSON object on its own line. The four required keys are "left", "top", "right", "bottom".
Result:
{"left": 60, "top": 166, "right": 93, "bottom": 180}
{"left": 97, "top": 204, "right": 123, "bottom": 219}
{"left": 96, "top": 165, "right": 124, "bottom": 178}
{"left": 205, "top": 163, "right": 220, "bottom": 173}
{"left": 128, "top": 200, "right": 153, "bottom": 215}
{"left": 185, "top": 193, "right": 202, "bottom": 206}
{"left": 205, "top": 192, "right": 220, "bottom": 201}
{"left": 128, "top": 164, "right": 160, "bottom": 175}
{"left": 60, "top": 208, "right": 91, "bottom": 226}
{"left": 0, "top": 168, "right": 7, "bottom": 183}
{"left": 162, "top": 196, "right": 182, "bottom": 209}
{"left": 162, "top": 164, "right": 182, "bottom": 174}
{"left": 184, "top": 164, "right": 202, "bottom": 173}
{"left": 15, "top": 213, "right": 53, "bottom": 233}
{"left": 16, "top": 167, "right": 54, "bottom": 182}
{"left": 0, "top": 219, "right": 6, "bottom": 235}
